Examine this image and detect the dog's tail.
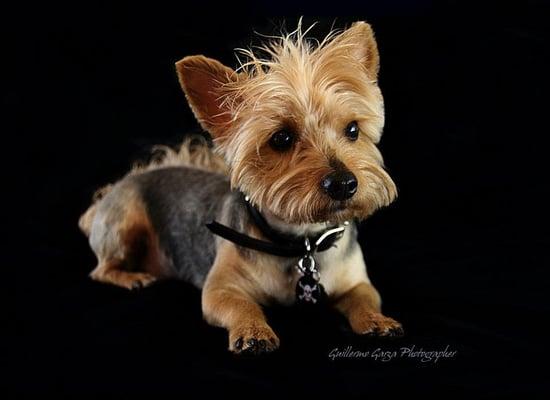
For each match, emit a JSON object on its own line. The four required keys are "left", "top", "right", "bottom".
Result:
{"left": 78, "top": 184, "right": 113, "bottom": 237}
{"left": 131, "top": 134, "right": 228, "bottom": 176}
{"left": 79, "top": 134, "right": 227, "bottom": 237}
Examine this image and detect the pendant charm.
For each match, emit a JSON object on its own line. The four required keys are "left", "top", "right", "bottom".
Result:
{"left": 296, "top": 274, "right": 322, "bottom": 305}
{"left": 294, "top": 237, "right": 326, "bottom": 305}
{"left": 296, "top": 254, "right": 315, "bottom": 275}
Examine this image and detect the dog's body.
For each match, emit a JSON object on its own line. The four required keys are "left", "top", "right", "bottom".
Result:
{"left": 86, "top": 160, "right": 366, "bottom": 300}
{"left": 80, "top": 21, "right": 403, "bottom": 354}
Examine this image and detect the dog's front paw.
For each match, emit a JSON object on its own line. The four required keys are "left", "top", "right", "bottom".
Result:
{"left": 350, "top": 311, "right": 404, "bottom": 337}
{"left": 229, "top": 323, "right": 280, "bottom": 355}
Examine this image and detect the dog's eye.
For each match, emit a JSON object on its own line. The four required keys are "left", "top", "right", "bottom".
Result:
{"left": 269, "top": 129, "right": 295, "bottom": 152}
{"left": 345, "top": 121, "right": 359, "bottom": 141}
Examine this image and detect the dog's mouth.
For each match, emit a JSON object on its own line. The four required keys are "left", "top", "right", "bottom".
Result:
{"left": 310, "top": 201, "right": 357, "bottom": 223}
{"left": 331, "top": 202, "right": 349, "bottom": 212}
{"left": 270, "top": 198, "right": 368, "bottom": 225}
{"left": 325, "top": 202, "right": 349, "bottom": 218}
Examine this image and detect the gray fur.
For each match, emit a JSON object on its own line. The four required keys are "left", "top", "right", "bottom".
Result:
{"left": 91, "top": 166, "right": 237, "bottom": 287}
{"left": 137, "top": 167, "right": 230, "bottom": 286}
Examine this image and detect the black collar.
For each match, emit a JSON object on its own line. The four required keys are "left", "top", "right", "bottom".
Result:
{"left": 206, "top": 195, "right": 347, "bottom": 258}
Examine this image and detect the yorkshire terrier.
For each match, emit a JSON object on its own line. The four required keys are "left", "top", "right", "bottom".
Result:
{"left": 79, "top": 21, "right": 403, "bottom": 354}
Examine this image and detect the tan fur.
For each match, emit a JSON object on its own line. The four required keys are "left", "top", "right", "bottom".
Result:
{"left": 78, "top": 184, "right": 113, "bottom": 236}
{"left": 130, "top": 135, "right": 228, "bottom": 176}
{"left": 333, "top": 283, "right": 402, "bottom": 335}
{"left": 83, "top": 21, "right": 403, "bottom": 353}
{"left": 89, "top": 197, "right": 173, "bottom": 289}
{"left": 78, "top": 204, "right": 96, "bottom": 236}
{"left": 176, "top": 21, "right": 396, "bottom": 224}
{"left": 202, "top": 241, "right": 280, "bottom": 353}
{"left": 90, "top": 259, "right": 158, "bottom": 290}
{"left": 175, "top": 56, "right": 240, "bottom": 136}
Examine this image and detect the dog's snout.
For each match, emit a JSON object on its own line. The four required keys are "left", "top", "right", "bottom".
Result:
{"left": 321, "top": 170, "right": 358, "bottom": 201}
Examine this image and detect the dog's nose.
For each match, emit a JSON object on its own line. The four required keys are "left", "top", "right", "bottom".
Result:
{"left": 321, "top": 171, "right": 358, "bottom": 201}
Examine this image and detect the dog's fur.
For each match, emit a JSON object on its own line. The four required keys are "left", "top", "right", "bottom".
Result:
{"left": 80, "top": 21, "right": 402, "bottom": 354}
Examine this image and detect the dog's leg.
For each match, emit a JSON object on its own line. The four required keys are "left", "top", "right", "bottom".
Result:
{"left": 202, "top": 243, "right": 280, "bottom": 354}
{"left": 327, "top": 244, "right": 403, "bottom": 336}
{"left": 333, "top": 282, "right": 403, "bottom": 336}
{"left": 203, "top": 287, "right": 280, "bottom": 354}
{"left": 88, "top": 193, "right": 170, "bottom": 290}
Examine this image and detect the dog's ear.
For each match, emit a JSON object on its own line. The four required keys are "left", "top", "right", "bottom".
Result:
{"left": 327, "top": 21, "right": 380, "bottom": 81}
{"left": 175, "top": 55, "right": 238, "bottom": 137}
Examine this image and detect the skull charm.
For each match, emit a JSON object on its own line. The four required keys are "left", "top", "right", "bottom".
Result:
{"left": 296, "top": 274, "right": 322, "bottom": 305}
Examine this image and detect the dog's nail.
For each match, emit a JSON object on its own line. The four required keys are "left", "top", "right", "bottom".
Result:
{"left": 257, "top": 339, "right": 267, "bottom": 352}
{"left": 367, "top": 327, "right": 380, "bottom": 336}
{"left": 246, "top": 338, "right": 257, "bottom": 349}
{"left": 131, "top": 281, "right": 143, "bottom": 290}
{"left": 391, "top": 327, "right": 404, "bottom": 337}
{"left": 235, "top": 337, "right": 243, "bottom": 350}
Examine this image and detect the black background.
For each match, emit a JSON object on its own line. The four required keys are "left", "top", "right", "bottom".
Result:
{"left": 10, "top": 0, "right": 550, "bottom": 397}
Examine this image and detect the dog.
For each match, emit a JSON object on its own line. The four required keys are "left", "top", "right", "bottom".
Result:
{"left": 79, "top": 21, "right": 403, "bottom": 354}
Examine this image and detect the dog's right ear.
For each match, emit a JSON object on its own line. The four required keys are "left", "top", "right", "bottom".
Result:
{"left": 175, "top": 56, "right": 238, "bottom": 138}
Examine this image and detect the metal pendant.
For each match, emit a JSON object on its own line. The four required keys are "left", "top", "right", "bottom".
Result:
{"left": 296, "top": 254, "right": 321, "bottom": 280}
{"left": 294, "top": 237, "right": 325, "bottom": 304}
{"left": 296, "top": 274, "right": 322, "bottom": 305}
{"left": 296, "top": 254, "right": 314, "bottom": 273}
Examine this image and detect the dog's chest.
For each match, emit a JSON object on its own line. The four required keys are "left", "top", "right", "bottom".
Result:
{"left": 258, "top": 243, "right": 348, "bottom": 306}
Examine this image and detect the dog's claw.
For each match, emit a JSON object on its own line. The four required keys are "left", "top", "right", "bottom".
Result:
{"left": 229, "top": 324, "right": 280, "bottom": 355}
{"left": 245, "top": 338, "right": 257, "bottom": 350}
{"left": 388, "top": 326, "right": 404, "bottom": 337}
{"left": 241, "top": 338, "right": 272, "bottom": 355}
{"left": 131, "top": 281, "right": 143, "bottom": 290}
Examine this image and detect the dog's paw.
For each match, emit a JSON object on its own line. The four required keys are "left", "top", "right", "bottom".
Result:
{"left": 90, "top": 270, "right": 157, "bottom": 290}
{"left": 229, "top": 323, "right": 280, "bottom": 355}
{"left": 126, "top": 273, "right": 157, "bottom": 290}
{"left": 350, "top": 311, "right": 404, "bottom": 337}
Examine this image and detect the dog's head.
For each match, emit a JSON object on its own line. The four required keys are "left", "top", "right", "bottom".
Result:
{"left": 176, "top": 22, "right": 396, "bottom": 224}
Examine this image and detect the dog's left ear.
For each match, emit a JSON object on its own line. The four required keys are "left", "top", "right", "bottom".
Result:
{"left": 327, "top": 21, "right": 380, "bottom": 81}
{"left": 175, "top": 55, "right": 238, "bottom": 138}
